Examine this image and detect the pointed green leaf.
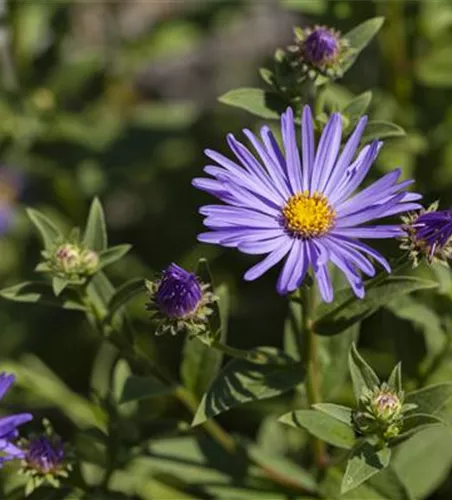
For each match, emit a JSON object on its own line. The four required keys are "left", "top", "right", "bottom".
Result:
{"left": 314, "top": 276, "right": 438, "bottom": 337}
{"left": 52, "top": 277, "right": 69, "bottom": 297}
{"left": 361, "top": 121, "right": 405, "bottom": 142}
{"left": 86, "top": 272, "right": 115, "bottom": 317}
{"left": 0, "top": 282, "right": 85, "bottom": 311}
{"left": 119, "top": 375, "right": 177, "bottom": 404}
{"left": 218, "top": 88, "right": 284, "bottom": 119}
{"left": 312, "top": 403, "right": 353, "bottom": 426}
{"left": 83, "top": 197, "right": 107, "bottom": 251}
{"left": 387, "top": 363, "right": 402, "bottom": 393}
{"left": 349, "top": 344, "right": 380, "bottom": 398}
{"left": 279, "top": 409, "right": 356, "bottom": 449}
{"left": 26, "top": 208, "right": 62, "bottom": 250}
{"left": 342, "top": 91, "right": 372, "bottom": 124}
{"left": 192, "top": 347, "right": 303, "bottom": 426}
{"left": 405, "top": 383, "right": 452, "bottom": 416}
{"left": 98, "top": 244, "right": 131, "bottom": 270}
{"left": 341, "top": 441, "right": 391, "bottom": 494}
{"left": 390, "top": 413, "right": 445, "bottom": 445}
{"left": 104, "top": 278, "right": 144, "bottom": 324}
{"left": 342, "top": 17, "right": 385, "bottom": 72}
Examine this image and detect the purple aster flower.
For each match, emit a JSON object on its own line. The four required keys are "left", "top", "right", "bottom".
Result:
{"left": 145, "top": 263, "right": 215, "bottom": 335}
{"left": 0, "top": 373, "right": 33, "bottom": 466}
{"left": 24, "top": 434, "right": 65, "bottom": 475}
{"left": 303, "top": 27, "right": 338, "bottom": 66}
{"left": 193, "top": 106, "right": 421, "bottom": 302}
{"left": 402, "top": 205, "right": 452, "bottom": 264}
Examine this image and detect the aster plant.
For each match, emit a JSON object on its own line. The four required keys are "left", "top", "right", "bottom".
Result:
{"left": 1, "top": 8, "right": 452, "bottom": 500}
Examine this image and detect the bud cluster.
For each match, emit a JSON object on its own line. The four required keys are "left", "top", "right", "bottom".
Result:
{"left": 41, "top": 241, "right": 99, "bottom": 282}
{"left": 352, "top": 383, "right": 413, "bottom": 441}
{"left": 145, "top": 263, "right": 216, "bottom": 337}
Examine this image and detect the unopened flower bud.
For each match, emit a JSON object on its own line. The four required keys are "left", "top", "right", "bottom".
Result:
{"left": 54, "top": 244, "right": 81, "bottom": 274}
{"left": 303, "top": 28, "right": 339, "bottom": 66}
{"left": 401, "top": 204, "right": 452, "bottom": 266}
{"left": 145, "top": 263, "right": 215, "bottom": 336}
{"left": 80, "top": 249, "right": 99, "bottom": 275}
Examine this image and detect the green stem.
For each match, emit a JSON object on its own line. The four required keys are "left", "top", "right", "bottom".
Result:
{"left": 211, "top": 339, "right": 266, "bottom": 363}
{"left": 299, "top": 284, "right": 328, "bottom": 469}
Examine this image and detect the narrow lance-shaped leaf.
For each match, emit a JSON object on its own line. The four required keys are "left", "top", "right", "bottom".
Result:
{"left": 104, "top": 278, "right": 145, "bottom": 325}
{"left": 361, "top": 121, "right": 405, "bottom": 142}
{"left": 405, "top": 383, "right": 452, "bottom": 416}
{"left": 98, "top": 244, "right": 131, "bottom": 270}
{"left": 83, "top": 197, "right": 107, "bottom": 252}
{"left": 314, "top": 276, "right": 438, "bottom": 337}
{"left": 342, "top": 91, "right": 372, "bottom": 125}
{"left": 192, "top": 347, "right": 303, "bottom": 426}
{"left": 341, "top": 441, "right": 391, "bottom": 494}
{"left": 279, "top": 409, "right": 355, "bottom": 449}
{"left": 312, "top": 403, "right": 353, "bottom": 426}
{"left": 0, "top": 282, "right": 85, "bottom": 311}
{"left": 26, "top": 208, "right": 62, "bottom": 250}
{"left": 387, "top": 363, "right": 402, "bottom": 393}
{"left": 349, "top": 343, "right": 380, "bottom": 399}
{"left": 218, "top": 88, "right": 284, "bottom": 120}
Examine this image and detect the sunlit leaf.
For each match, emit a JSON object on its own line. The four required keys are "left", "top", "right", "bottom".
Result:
{"left": 218, "top": 88, "right": 284, "bottom": 119}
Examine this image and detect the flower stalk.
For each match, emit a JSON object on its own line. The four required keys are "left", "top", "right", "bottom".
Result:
{"left": 299, "top": 283, "right": 328, "bottom": 469}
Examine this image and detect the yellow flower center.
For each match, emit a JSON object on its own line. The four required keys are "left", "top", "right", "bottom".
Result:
{"left": 282, "top": 191, "right": 335, "bottom": 238}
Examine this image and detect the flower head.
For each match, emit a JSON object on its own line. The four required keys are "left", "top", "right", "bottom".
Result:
{"left": 146, "top": 263, "right": 215, "bottom": 336}
{"left": 303, "top": 28, "right": 339, "bottom": 66}
{"left": 402, "top": 204, "right": 452, "bottom": 265}
{"left": 287, "top": 26, "right": 351, "bottom": 79}
{"left": 41, "top": 241, "right": 100, "bottom": 282}
{"left": 193, "top": 106, "right": 421, "bottom": 302}
{"left": 17, "top": 421, "right": 71, "bottom": 492}
{"left": 353, "top": 383, "right": 408, "bottom": 440}
{"left": 0, "top": 373, "right": 33, "bottom": 467}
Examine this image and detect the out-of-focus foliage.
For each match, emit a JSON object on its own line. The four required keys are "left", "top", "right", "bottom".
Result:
{"left": 0, "top": 0, "right": 452, "bottom": 498}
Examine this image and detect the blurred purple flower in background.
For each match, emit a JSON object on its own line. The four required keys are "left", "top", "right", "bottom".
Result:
{"left": 0, "top": 167, "right": 24, "bottom": 235}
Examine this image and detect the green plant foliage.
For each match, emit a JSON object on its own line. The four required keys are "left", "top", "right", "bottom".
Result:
{"left": 192, "top": 348, "right": 303, "bottom": 426}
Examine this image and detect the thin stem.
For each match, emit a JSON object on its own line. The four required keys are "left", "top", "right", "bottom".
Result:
{"left": 211, "top": 339, "right": 266, "bottom": 363}
{"left": 299, "top": 284, "right": 328, "bottom": 469}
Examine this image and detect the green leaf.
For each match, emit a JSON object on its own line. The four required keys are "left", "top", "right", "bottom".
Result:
{"left": 314, "top": 276, "right": 438, "bottom": 337}
{"left": 312, "top": 403, "right": 353, "bottom": 426}
{"left": 192, "top": 347, "right": 303, "bottom": 426}
{"left": 349, "top": 344, "right": 380, "bottom": 398}
{"left": 342, "top": 17, "right": 385, "bottom": 72}
{"left": 387, "top": 363, "right": 402, "bottom": 393}
{"left": 26, "top": 208, "right": 62, "bottom": 250}
{"left": 98, "top": 244, "right": 131, "bottom": 270}
{"left": 246, "top": 442, "right": 318, "bottom": 493}
{"left": 52, "top": 276, "right": 68, "bottom": 297}
{"left": 0, "top": 282, "right": 85, "bottom": 311}
{"left": 342, "top": 441, "right": 391, "bottom": 494}
{"left": 361, "top": 121, "right": 405, "bottom": 142}
{"left": 342, "top": 91, "right": 372, "bottom": 124}
{"left": 394, "top": 413, "right": 445, "bottom": 443}
{"left": 104, "top": 278, "right": 144, "bottom": 324}
{"left": 415, "top": 46, "right": 452, "bottom": 88}
{"left": 119, "top": 375, "right": 177, "bottom": 404}
{"left": 405, "top": 383, "right": 452, "bottom": 416}
{"left": 218, "top": 88, "right": 284, "bottom": 120}
{"left": 393, "top": 426, "right": 452, "bottom": 499}
{"left": 279, "top": 409, "right": 356, "bottom": 449}
{"left": 86, "top": 272, "right": 115, "bottom": 317}
{"left": 83, "top": 197, "right": 107, "bottom": 251}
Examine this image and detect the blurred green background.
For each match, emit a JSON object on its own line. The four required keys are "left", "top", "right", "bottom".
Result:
{"left": 1, "top": 0, "right": 452, "bottom": 498}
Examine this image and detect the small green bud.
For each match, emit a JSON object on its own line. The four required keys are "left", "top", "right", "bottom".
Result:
{"left": 353, "top": 383, "right": 405, "bottom": 441}
{"left": 53, "top": 244, "right": 82, "bottom": 274}
{"left": 79, "top": 249, "right": 100, "bottom": 275}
